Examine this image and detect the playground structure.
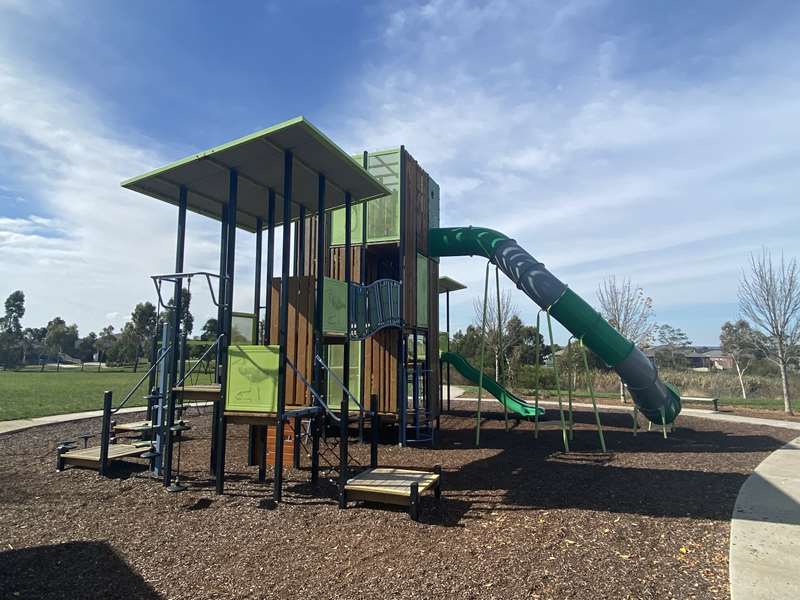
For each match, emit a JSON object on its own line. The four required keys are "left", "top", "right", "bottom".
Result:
{"left": 55, "top": 115, "right": 681, "bottom": 517}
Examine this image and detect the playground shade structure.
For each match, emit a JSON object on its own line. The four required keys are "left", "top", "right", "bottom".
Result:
{"left": 440, "top": 351, "right": 545, "bottom": 418}
{"left": 429, "top": 227, "right": 681, "bottom": 425}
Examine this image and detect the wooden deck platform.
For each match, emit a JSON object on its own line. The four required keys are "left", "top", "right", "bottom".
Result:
{"left": 174, "top": 384, "right": 221, "bottom": 401}
{"left": 59, "top": 442, "right": 152, "bottom": 470}
{"left": 344, "top": 467, "right": 441, "bottom": 519}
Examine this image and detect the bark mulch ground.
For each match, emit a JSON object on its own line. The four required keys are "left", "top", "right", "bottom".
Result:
{"left": 0, "top": 400, "right": 797, "bottom": 599}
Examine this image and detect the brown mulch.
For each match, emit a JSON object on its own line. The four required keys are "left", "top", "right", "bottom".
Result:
{"left": 0, "top": 401, "right": 797, "bottom": 600}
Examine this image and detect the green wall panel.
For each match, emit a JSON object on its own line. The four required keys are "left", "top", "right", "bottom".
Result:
{"left": 225, "top": 344, "right": 279, "bottom": 412}
{"left": 416, "top": 253, "right": 428, "bottom": 327}
{"left": 326, "top": 342, "right": 361, "bottom": 408}
{"left": 323, "top": 277, "right": 348, "bottom": 335}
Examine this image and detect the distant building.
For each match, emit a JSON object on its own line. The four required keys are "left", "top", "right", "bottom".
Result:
{"left": 642, "top": 345, "right": 734, "bottom": 370}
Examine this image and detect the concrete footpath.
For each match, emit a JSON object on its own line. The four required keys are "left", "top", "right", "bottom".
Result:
{"left": 0, "top": 405, "right": 150, "bottom": 435}
{"left": 730, "top": 435, "right": 800, "bottom": 599}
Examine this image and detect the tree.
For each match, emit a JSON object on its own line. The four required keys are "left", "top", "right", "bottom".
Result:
{"left": 21, "top": 326, "right": 46, "bottom": 364}
{"left": 655, "top": 324, "right": 692, "bottom": 368}
{"left": 1, "top": 290, "right": 25, "bottom": 335}
{"left": 44, "top": 317, "right": 79, "bottom": 357}
{"left": 200, "top": 318, "right": 219, "bottom": 341}
{"left": 162, "top": 288, "right": 194, "bottom": 335}
{"left": 472, "top": 289, "right": 516, "bottom": 386}
{"left": 130, "top": 301, "right": 158, "bottom": 370}
{"left": 96, "top": 325, "right": 117, "bottom": 363}
{"left": 107, "top": 322, "right": 140, "bottom": 365}
{"left": 75, "top": 332, "right": 98, "bottom": 362}
{"left": 597, "top": 276, "right": 656, "bottom": 402}
{"left": 0, "top": 290, "right": 26, "bottom": 367}
{"left": 739, "top": 249, "right": 800, "bottom": 414}
{"left": 720, "top": 320, "right": 760, "bottom": 400}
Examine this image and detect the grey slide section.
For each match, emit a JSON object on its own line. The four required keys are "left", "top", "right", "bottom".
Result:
{"left": 493, "top": 238, "right": 567, "bottom": 308}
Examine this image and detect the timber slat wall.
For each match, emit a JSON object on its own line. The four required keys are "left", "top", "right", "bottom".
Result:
{"left": 269, "top": 276, "right": 316, "bottom": 407}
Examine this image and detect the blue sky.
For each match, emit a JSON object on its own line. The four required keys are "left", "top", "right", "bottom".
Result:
{"left": 2, "top": 1, "right": 800, "bottom": 345}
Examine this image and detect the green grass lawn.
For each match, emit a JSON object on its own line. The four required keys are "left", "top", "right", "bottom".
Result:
{"left": 0, "top": 370, "right": 148, "bottom": 420}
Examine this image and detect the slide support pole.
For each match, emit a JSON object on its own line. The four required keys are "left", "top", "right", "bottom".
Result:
{"left": 475, "top": 261, "right": 490, "bottom": 447}
{"left": 546, "top": 308, "right": 569, "bottom": 453}
{"left": 580, "top": 338, "right": 606, "bottom": 452}
{"left": 566, "top": 336, "right": 575, "bottom": 441}
{"left": 495, "top": 265, "right": 507, "bottom": 432}
{"left": 532, "top": 311, "right": 542, "bottom": 440}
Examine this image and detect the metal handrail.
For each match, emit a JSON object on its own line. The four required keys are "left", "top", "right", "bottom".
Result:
{"left": 111, "top": 342, "right": 173, "bottom": 414}
{"left": 286, "top": 358, "right": 340, "bottom": 423}
{"left": 151, "top": 271, "right": 225, "bottom": 309}
{"left": 314, "top": 354, "right": 362, "bottom": 410}
{"left": 174, "top": 335, "right": 223, "bottom": 388}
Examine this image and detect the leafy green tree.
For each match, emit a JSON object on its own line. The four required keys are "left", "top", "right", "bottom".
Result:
{"left": 96, "top": 325, "right": 117, "bottom": 362}
{"left": 107, "top": 322, "right": 140, "bottom": 365}
{"left": 75, "top": 332, "right": 98, "bottom": 362}
{"left": 21, "top": 326, "right": 46, "bottom": 364}
{"left": 162, "top": 288, "right": 194, "bottom": 335}
{"left": 1, "top": 290, "right": 25, "bottom": 335}
{"left": 44, "top": 317, "right": 79, "bottom": 356}
{"left": 200, "top": 318, "right": 219, "bottom": 341}
{"left": 0, "top": 290, "right": 25, "bottom": 367}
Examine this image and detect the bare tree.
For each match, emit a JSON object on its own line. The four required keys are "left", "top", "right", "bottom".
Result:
{"left": 720, "top": 320, "right": 759, "bottom": 400}
{"left": 597, "top": 276, "right": 656, "bottom": 402}
{"left": 472, "top": 288, "right": 517, "bottom": 386}
{"left": 739, "top": 249, "right": 800, "bottom": 414}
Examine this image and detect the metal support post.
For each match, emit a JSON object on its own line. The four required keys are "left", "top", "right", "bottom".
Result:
{"left": 273, "top": 153, "right": 292, "bottom": 502}
{"left": 163, "top": 186, "right": 187, "bottom": 487}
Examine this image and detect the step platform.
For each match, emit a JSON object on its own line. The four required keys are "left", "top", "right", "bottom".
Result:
{"left": 58, "top": 441, "right": 152, "bottom": 471}
{"left": 344, "top": 467, "right": 441, "bottom": 520}
{"left": 113, "top": 420, "right": 153, "bottom": 434}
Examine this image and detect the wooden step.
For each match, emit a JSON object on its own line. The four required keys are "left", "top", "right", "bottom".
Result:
{"left": 60, "top": 443, "right": 150, "bottom": 470}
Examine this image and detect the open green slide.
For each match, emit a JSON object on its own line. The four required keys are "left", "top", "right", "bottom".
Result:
{"left": 441, "top": 351, "right": 545, "bottom": 418}
{"left": 430, "top": 227, "right": 681, "bottom": 425}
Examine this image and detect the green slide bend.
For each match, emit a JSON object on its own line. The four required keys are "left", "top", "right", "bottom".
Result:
{"left": 441, "top": 351, "right": 545, "bottom": 419}
{"left": 430, "top": 226, "right": 681, "bottom": 425}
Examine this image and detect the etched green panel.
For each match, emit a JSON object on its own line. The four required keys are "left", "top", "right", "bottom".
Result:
{"left": 331, "top": 148, "right": 401, "bottom": 245}
{"left": 323, "top": 277, "right": 347, "bottom": 335}
{"left": 326, "top": 342, "right": 361, "bottom": 408}
{"left": 330, "top": 203, "right": 363, "bottom": 245}
{"left": 438, "top": 331, "right": 449, "bottom": 354}
{"left": 416, "top": 253, "right": 428, "bottom": 327}
{"left": 225, "top": 344, "right": 279, "bottom": 412}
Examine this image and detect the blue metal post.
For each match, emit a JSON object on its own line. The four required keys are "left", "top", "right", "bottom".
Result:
{"left": 215, "top": 170, "right": 237, "bottom": 495}
{"left": 274, "top": 151, "right": 293, "bottom": 502}
{"left": 162, "top": 185, "right": 187, "bottom": 487}
{"left": 339, "top": 190, "right": 352, "bottom": 508}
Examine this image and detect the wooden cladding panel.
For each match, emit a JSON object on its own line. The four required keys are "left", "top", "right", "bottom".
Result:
{"left": 268, "top": 276, "right": 316, "bottom": 407}
{"left": 328, "top": 246, "right": 362, "bottom": 284}
{"left": 364, "top": 328, "right": 399, "bottom": 413}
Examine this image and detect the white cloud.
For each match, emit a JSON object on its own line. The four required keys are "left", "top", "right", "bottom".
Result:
{"left": 0, "top": 59, "right": 241, "bottom": 333}
{"left": 331, "top": 1, "right": 800, "bottom": 343}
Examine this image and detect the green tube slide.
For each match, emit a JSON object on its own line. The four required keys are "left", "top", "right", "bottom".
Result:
{"left": 440, "top": 351, "right": 545, "bottom": 418}
{"left": 430, "top": 226, "right": 681, "bottom": 425}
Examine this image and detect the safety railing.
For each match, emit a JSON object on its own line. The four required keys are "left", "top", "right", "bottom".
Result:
{"left": 111, "top": 342, "right": 173, "bottom": 415}
{"left": 313, "top": 354, "right": 365, "bottom": 440}
{"left": 350, "top": 278, "right": 403, "bottom": 340}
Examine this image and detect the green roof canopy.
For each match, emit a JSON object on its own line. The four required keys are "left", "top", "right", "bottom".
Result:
{"left": 438, "top": 276, "right": 467, "bottom": 293}
{"left": 121, "top": 117, "right": 389, "bottom": 232}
